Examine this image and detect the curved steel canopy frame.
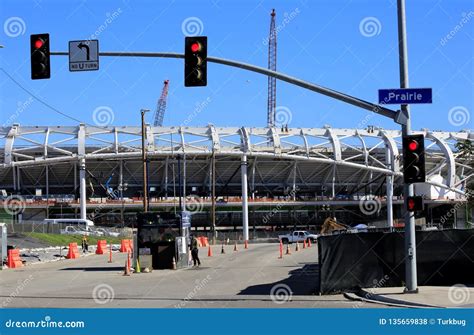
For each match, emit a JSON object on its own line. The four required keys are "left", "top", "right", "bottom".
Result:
{"left": 0, "top": 125, "right": 472, "bottom": 195}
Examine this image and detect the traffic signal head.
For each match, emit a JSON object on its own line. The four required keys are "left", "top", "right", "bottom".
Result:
{"left": 406, "top": 196, "right": 423, "bottom": 212}
{"left": 402, "top": 134, "right": 425, "bottom": 183}
{"left": 185, "top": 36, "right": 207, "bottom": 87}
{"left": 30, "top": 33, "right": 50, "bottom": 80}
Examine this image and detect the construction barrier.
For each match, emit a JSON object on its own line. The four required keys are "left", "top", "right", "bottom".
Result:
{"left": 7, "top": 249, "right": 23, "bottom": 268}
{"left": 119, "top": 239, "right": 133, "bottom": 253}
{"left": 66, "top": 242, "right": 80, "bottom": 259}
{"left": 199, "top": 237, "right": 209, "bottom": 247}
{"left": 96, "top": 240, "right": 108, "bottom": 255}
{"left": 318, "top": 229, "right": 474, "bottom": 294}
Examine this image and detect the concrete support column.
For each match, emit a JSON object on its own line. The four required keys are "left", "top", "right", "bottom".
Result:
{"left": 120, "top": 160, "right": 124, "bottom": 224}
{"left": 46, "top": 165, "right": 49, "bottom": 218}
{"left": 386, "top": 175, "right": 394, "bottom": 229}
{"left": 331, "top": 165, "right": 336, "bottom": 199}
{"left": 386, "top": 147, "right": 394, "bottom": 230}
{"left": 241, "top": 155, "right": 249, "bottom": 242}
{"left": 79, "top": 158, "right": 87, "bottom": 221}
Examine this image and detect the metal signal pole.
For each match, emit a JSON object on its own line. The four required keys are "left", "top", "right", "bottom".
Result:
{"left": 397, "top": 0, "right": 418, "bottom": 293}
{"left": 141, "top": 109, "right": 150, "bottom": 212}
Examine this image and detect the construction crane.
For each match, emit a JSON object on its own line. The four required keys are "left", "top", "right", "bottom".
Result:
{"left": 153, "top": 80, "right": 169, "bottom": 127}
{"left": 267, "top": 9, "right": 277, "bottom": 128}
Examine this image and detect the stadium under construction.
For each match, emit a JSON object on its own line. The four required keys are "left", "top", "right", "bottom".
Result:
{"left": 0, "top": 124, "right": 472, "bottom": 234}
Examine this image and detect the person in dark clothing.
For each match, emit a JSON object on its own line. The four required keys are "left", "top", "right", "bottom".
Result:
{"left": 190, "top": 235, "right": 201, "bottom": 267}
{"left": 81, "top": 235, "right": 88, "bottom": 253}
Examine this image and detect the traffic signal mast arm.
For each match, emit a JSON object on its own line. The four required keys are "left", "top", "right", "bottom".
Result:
{"left": 50, "top": 51, "right": 401, "bottom": 124}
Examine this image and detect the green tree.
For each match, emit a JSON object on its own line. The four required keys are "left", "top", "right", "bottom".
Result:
{"left": 455, "top": 139, "right": 473, "bottom": 205}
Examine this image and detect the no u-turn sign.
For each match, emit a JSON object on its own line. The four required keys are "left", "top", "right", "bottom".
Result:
{"left": 69, "top": 40, "right": 99, "bottom": 72}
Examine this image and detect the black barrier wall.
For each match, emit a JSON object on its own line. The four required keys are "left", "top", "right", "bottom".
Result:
{"left": 318, "top": 229, "right": 474, "bottom": 294}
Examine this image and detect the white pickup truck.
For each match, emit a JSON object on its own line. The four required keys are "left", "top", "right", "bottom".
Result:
{"left": 278, "top": 231, "right": 319, "bottom": 244}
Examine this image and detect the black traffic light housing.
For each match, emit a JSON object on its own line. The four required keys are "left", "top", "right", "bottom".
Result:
{"left": 184, "top": 36, "right": 207, "bottom": 87}
{"left": 30, "top": 33, "right": 50, "bottom": 80}
{"left": 406, "top": 196, "right": 423, "bottom": 212}
{"left": 402, "top": 134, "right": 426, "bottom": 183}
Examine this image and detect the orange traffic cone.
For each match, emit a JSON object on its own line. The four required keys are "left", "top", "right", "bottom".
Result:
{"left": 286, "top": 244, "right": 291, "bottom": 255}
{"left": 295, "top": 241, "right": 300, "bottom": 252}
{"left": 308, "top": 239, "right": 312, "bottom": 248}
{"left": 278, "top": 241, "right": 283, "bottom": 259}
{"left": 303, "top": 239, "right": 307, "bottom": 249}
{"left": 208, "top": 245, "right": 213, "bottom": 257}
{"left": 244, "top": 240, "right": 249, "bottom": 249}
{"left": 123, "top": 258, "right": 130, "bottom": 276}
{"left": 233, "top": 242, "right": 238, "bottom": 252}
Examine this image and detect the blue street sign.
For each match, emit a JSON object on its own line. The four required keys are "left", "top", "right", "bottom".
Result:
{"left": 378, "top": 88, "right": 432, "bottom": 105}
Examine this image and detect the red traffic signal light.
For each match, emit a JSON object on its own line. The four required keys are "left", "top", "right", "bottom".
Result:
{"left": 402, "top": 134, "right": 425, "bottom": 184}
{"left": 34, "top": 38, "right": 44, "bottom": 49}
{"left": 408, "top": 140, "right": 418, "bottom": 151}
{"left": 190, "top": 42, "right": 201, "bottom": 53}
{"left": 406, "top": 196, "right": 423, "bottom": 212}
{"left": 30, "top": 33, "right": 50, "bottom": 80}
{"left": 185, "top": 36, "right": 207, "bottom": 87}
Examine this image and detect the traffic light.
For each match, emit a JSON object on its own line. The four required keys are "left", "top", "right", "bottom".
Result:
{"left": 406, "top": 196, "right": 423, "bottom": 212}
{"left": 184, "top": 36, "right": 207, "bottom": 87}
{"left": 30, "top": 33, "right": 50, "bottom": 80}
{"left": 402, "top": 134, "right": 425, "bottom": 183}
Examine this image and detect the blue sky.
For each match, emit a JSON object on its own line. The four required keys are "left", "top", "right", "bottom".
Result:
{"left": 0, "top": 0, "right": 473, "bottom": 131}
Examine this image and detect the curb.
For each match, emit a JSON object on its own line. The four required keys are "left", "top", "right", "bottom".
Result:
{"left": 343, "top": 289, "right": 443, "bottom": 309}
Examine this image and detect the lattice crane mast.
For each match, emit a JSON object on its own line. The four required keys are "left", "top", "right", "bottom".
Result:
{"left": 267, "top": 9, "right": 277, "bottom": 128}
{"left": 153, "top": 80, "right": 169, "bottom": 127}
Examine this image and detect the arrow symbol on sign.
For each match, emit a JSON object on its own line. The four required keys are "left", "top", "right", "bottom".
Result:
{"left": 78, "top": 42, "right": 90, "bottom": 61}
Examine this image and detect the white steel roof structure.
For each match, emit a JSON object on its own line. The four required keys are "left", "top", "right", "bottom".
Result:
{"left": 0, "top": 124, "right": 472, "bottom": 195}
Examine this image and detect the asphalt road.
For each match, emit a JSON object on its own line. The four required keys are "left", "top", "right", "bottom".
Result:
{"left": 0, "top": 242, "right": 379, "bottom": 308}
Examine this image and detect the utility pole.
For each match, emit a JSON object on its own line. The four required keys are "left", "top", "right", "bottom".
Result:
{"left": 397, "top": 0, "right": 418, "bottom": 293}
{"left": 141, "top": 109, "right": 150, "bottom": 212}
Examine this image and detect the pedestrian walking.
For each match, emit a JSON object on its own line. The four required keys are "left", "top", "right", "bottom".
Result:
{"left": 190, "top": 235, "right": 201, "bottom": 267}
{"left": 81, "top": 235, "right": 88, "bottom": 253}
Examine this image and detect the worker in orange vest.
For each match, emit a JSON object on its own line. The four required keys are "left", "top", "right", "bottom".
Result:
{"left": 81, "top": 235, "right": 89, "bottom": 253}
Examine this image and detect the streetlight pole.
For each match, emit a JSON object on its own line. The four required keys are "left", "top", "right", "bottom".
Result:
{"left": 141, "top": 109, "right": 150, "bottom": 212}
{"left": 397, "top": 0, "right": 418, "bottom": 293}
